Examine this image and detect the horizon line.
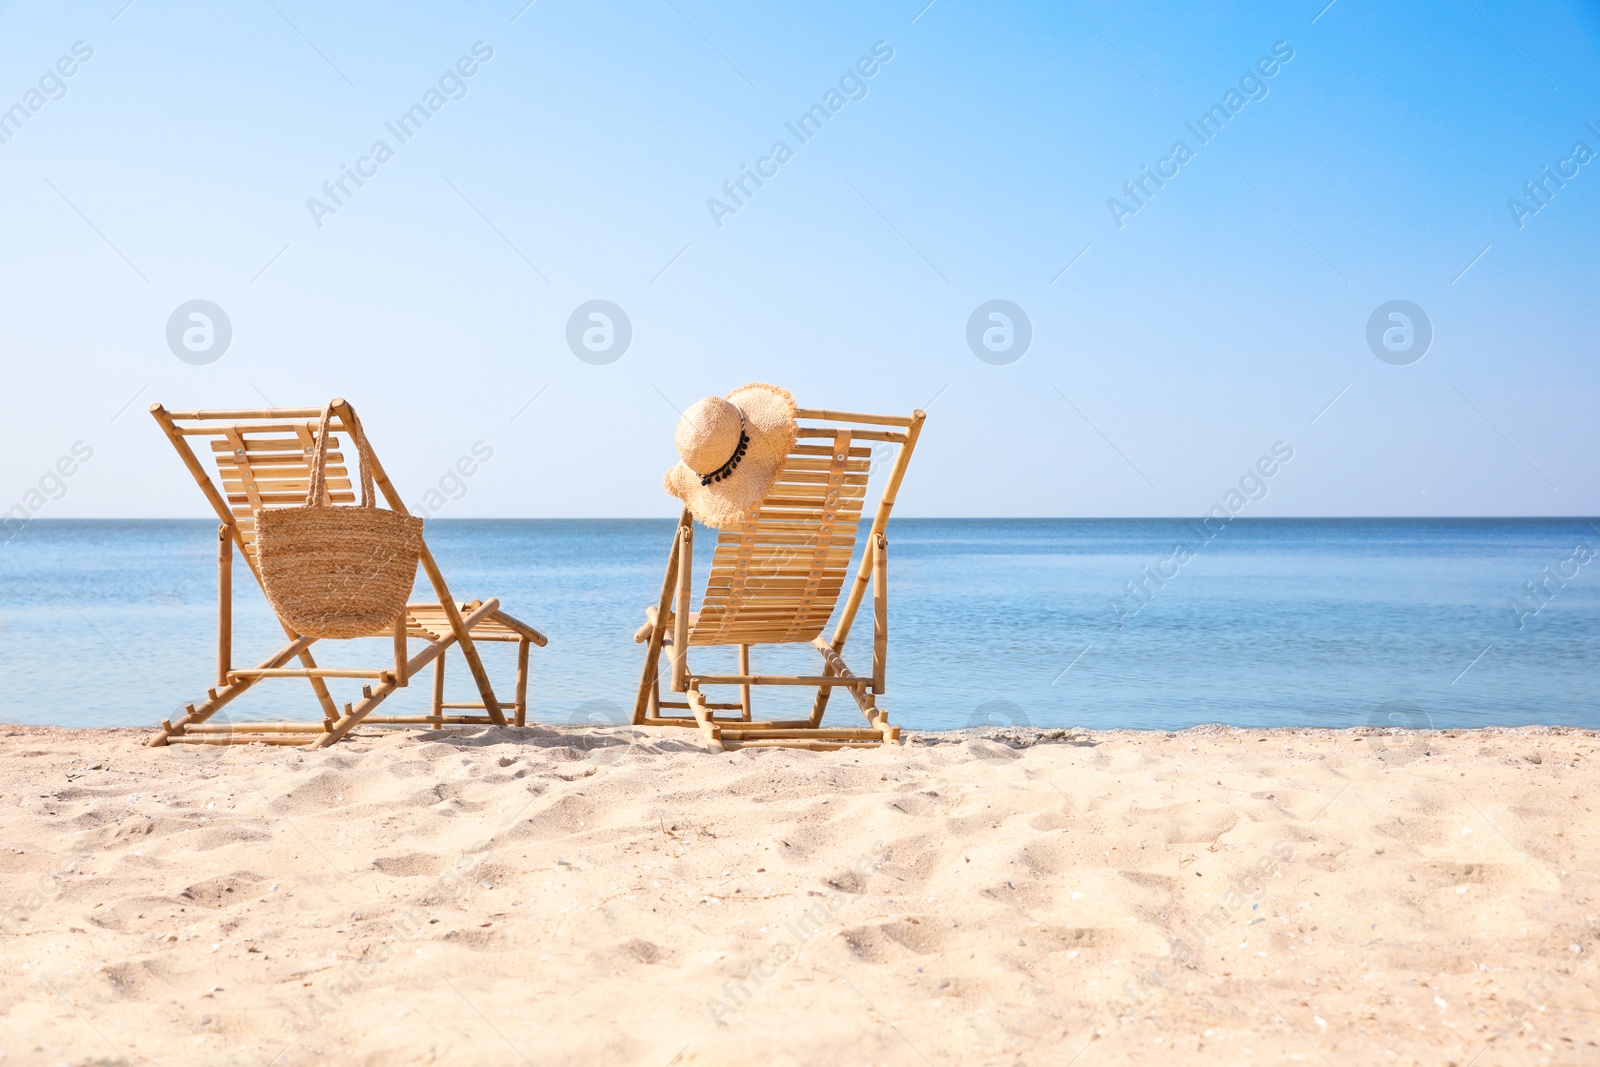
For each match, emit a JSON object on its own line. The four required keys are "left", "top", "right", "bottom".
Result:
{"left": 14, "top": 515, "right": 1600, "bottom": 523}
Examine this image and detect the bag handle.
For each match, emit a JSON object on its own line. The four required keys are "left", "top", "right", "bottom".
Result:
{"left": 306, "top": 401, "right": 378, "bottom": 508}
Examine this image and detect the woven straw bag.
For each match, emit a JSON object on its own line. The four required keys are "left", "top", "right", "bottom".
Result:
{"left": 256, "top": 403, "right": 423, "bottom": 640}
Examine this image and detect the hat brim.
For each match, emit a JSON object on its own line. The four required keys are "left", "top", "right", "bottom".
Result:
{"left": 665, "top": 383, "right": 797, "bottom": 528}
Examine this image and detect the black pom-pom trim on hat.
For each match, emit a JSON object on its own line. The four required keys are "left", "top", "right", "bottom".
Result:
{"left": 698, "top": 422, "right": 751, "bottom": 487}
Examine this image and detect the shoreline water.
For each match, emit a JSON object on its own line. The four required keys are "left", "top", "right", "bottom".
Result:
{"left": 5, "top": 721, "right": 1598, "bottom": 740}
{"left": 3, "top": 517, "right": 1598, "bottom": 733}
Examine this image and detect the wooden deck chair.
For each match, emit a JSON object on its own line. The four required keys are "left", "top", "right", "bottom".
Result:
{"left": 146, "top": 400, "right": 546, "bottom": 750}
{"left": 632, "top": 406, "right": 925, "bottom": 750}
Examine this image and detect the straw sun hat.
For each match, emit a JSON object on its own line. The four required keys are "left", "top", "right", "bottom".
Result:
{"left": 664, "top": 383, "right": 798, "bottom": 528}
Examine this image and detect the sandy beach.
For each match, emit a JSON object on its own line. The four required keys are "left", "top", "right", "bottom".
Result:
{"left": 1, "top": 724, "right": 1596, "bottom": 1066}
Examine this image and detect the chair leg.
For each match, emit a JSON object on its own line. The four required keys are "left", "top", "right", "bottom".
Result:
{"left": 393, "top": 613, "right": 409, "bottom": 688}
{"left": 217, "top": 524, "right": 231, "bottom": 688}
{"left": 635, "top": 512, "right": 689, "bottom": 724}
{"left": 636, "top": 636, "right": 663, "bottom": 724}
{"left": 685, "top": 685, "right": 724, "bottom": 752}
{"left": 672, "top": 523, "right": 693, "bottom": 692}
{"left": 738, "top": 645, "right": 752, "bottom": 721}
{"left": 807, "top": 665, "right": 836, "bottom": 728}
{"left": 430, "top": 656, "right": 446, "bottom": 727}
{"left": 514, "top": 639, "right": 530, "bottom": 727}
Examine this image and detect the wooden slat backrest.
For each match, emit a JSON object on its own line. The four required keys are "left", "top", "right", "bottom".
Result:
{"left": 205, "top": 424, "right": 356, "bottom": 565}
{"left": 689, "top": 428, "right": 874, "bottom": 647}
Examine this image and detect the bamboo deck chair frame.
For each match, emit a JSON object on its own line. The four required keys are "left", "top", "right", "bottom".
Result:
{"left": 147, "top": 400, "right": 546, "bottom": 750}
{"left": 632, "top": 406, "right": 925, "bottom": 750}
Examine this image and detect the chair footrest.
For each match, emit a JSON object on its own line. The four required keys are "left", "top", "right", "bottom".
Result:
{"left": 722, "top": 737, "right": 891, "bottom": 750}
{"left": 167, "top": 734, "right": 319, "bottom": 746}
{"left": 641, "top": 715, "right": 816, "bottom": 730}
{"left": 719, "top": 728, "right": 884, "bottom": 740}
{"left": 361, "top": 715, "right": 501, "bottom": 725}
{"left": 692, "top": 674, "right": 866, "bottom": 688}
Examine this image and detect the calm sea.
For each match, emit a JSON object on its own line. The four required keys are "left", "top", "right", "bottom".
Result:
{"left": 1, "top": 519, "right": 1596, "bottom": 732}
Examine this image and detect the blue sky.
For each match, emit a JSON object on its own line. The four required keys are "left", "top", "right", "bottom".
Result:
{"left": 1, "top": 0, "right": 1596, "bottom": 518}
